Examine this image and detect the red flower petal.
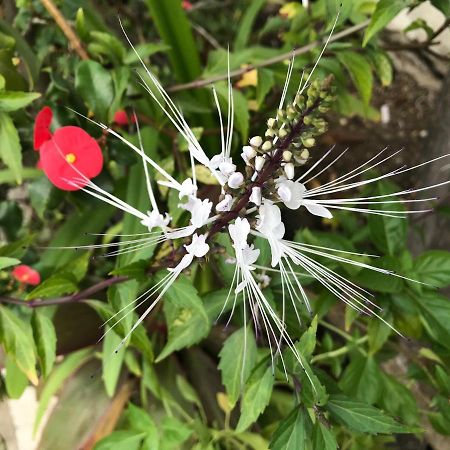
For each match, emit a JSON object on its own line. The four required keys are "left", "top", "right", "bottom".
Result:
{"left": 12, "top": 265, "right": 41, "bottom": 285}
{"left": 182, "top": 0, "right": 193, "bottom": 10}
{"left": 39, "top": 126, "right": 103, "bottom": 191}
{"left": 34, "top": 106, "right": 53, "bottom": 150}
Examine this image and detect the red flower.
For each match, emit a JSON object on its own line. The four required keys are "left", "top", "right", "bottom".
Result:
{"left": 182, "top": 1, "right": 193, "bottom": 10}
{"left": 12, "top": 265, "right": 41, "bottom": 286}
{"left": 33, "top": 107, "right": 103, "bottom": 191}
{"left": 34, "top": 106, "right": 53, "bottom": 150}
{"left": 113, "top": 110, "right": 130, "bottom": 126}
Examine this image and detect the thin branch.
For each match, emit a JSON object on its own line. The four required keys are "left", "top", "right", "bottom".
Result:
{"left": 167, "top": 20, "right": 370, "bottom": 93}
{"left": 40, "top": 0, "right": 89, "bottom": 60}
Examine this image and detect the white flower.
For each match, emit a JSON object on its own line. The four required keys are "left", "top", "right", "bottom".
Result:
{"left": 228, "top": 172, "right": 244, "bottom": 189}
{"left": 179, "top": 178, "right": 197, "bottom": 199}
{"left": 140, "top": 210, "right": 171, "bottom": 231}
{"left": 216, "top": 194, "right": 233, "bottom": 212}
{"left": 189, "top": 198, "right": 213, "bottom": 228}
{"left": 185, "top": 233, "right": 210, "bottom": 258}
{"left": 229, "top": 217, "right": 250, "bottom": 251}
{"left": 241, "top": 145, "right": 256, "bottom": 164}
{"left": 250, "top": 187, "right": 262, "bottom": 206}
{"left": 210, "top": 154, "right": 236, "bottom": 178}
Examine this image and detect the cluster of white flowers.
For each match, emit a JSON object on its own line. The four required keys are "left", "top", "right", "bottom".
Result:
{"left": 61, "top": 22, "right": 449, "bottom": 369}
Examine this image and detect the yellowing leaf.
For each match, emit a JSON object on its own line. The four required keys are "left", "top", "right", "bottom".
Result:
{"left": 236, "top": 68, "right": 258, "bottom": 88}
{"left": 279, "top": 2, "right": 303, "bottom": 19}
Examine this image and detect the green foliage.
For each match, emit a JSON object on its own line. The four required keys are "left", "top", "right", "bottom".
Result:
{"left": 0, "top": 1, "right": 449, "bottom": 449}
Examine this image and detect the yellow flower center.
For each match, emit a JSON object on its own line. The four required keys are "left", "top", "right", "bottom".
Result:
{"left": 66, "top": 153, "right": 77, "bottom": 164}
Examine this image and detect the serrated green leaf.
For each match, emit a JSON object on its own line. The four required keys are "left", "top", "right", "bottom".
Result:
{"left": 269, "top": 406, "right": 313, "bottom": 450}
{"left": 363, "top": 0, "right": 410, "bottom": 46}
{"left": 413, "top": 250, "right": 450, "bottom": 288}
{"left": 0, "top": 306, "right": 37, "bottom": 385}
{"left": 32, "top": 310, "right": 57, "bottom": 378}
{"left": 312, "top": 422, "right": 337, "bottom": 450}
{"left": 94, "top": 431, "right": 146, "bottom": 450}
{"left": 26, "top": 274, "right": 78, "bottom": 300}
{"left": 156, "top": 275, "right": 210, "bottom": 361}
{"left": 0, "top": 90, "right": 40, "bottom": 111}
{"left": 219, "top": 326, "right": 257, "bottom": 407}
{"left": 236, "top": 365, "right": 274, "bottom": 432}
{"left": 0, "top": 112, "right": 22, "bottom": 184}
{"left": 160, "top": 416, "right": 192, "bottom": 450}
{"left": 327, "top": 394, "right": 414, "bottom": 434}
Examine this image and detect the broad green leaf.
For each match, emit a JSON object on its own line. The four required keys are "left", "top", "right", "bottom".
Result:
{"left": 327, "top": 394, "right": 414, "bottom": 434}
{"left": 34, "top": 348, "right": 93, "bottom": 433}
{"left": 339, "top": 354, "right": 383, "bottom": 404}
{"left": 156, "top": 276, "right": 210, "bottom": 361}
{"left": 368, "top": 318, "right": 392, "bottom": 354}
{"left": 32, "top": 310, "right": 57, "bottom": 378}
{"left": 413, "top": 250, "right": 450, "bottom": 288}
{"left": 0, "top": 167, "right": 41, "bottom": 184}
{"left": 26, "top": 274, "right": 78, "bottom": 300}
{"left": 368, "top": 181, "right": 407, "bottom": 255}
{"left": 109, "top": 260, "right": 147, "bottom": 281}
{"left": 299, "top": 315, "right": 318, "bottom": 360}
{"left": 414, "top": 293, "right": 450, "bottom": 348}
{"left": 28, "top": 176, "right": 52, "bottom": 220}
{"left": 431, "top": 0, "right": 450, "bottom": 15}
{"left": 312, "top": 422, "right": 337, "bottom": 450}
{"left": 363, "top": 0, "right": 410, "bottom": 46}
{"left": 62, "top": 252, "right": 91, "bottom": 282}
{"left": 0, "top": 90, "right": 40, "bottom": 111}
{"left": 125, "top": 403, "right": 158, "bottom": 434}
{"left": 256, "top": 68, "right": 275, "bottom": 107}
{"left": 5, "top": 356, "right": 28, "bottom": 398}
{"left": 269, "top": 406, "right": 313, "bottom": 450}
{"left": 236, "top": 365, "right": 274, "bottom": 432}
{"left": 0, "top": 112, "right": 22, "bottom": 184}
{"left": 219, "top": 326, "right": 257, "bottom": 407}
{"left": 102, "top": 328, "right": 125, "bottom": 397}
{"left": 234, "top": 0, "right": 266, "bottom": 51}
{"left": 94, "top": 431, "right": 145, "bottom": 450}
{"left": 0, "top": 256, "right": 20, "bottom": 270}
{"left": 0, "top": 306, "right": 37, "bottom": 384}
{"left": 75, "top": 60, "right": 114, "bottom": 121}
{"left": 0, "top": 234, "right": 34, "bottom": 259}
{"left": 353, "top": 267, "right": 403, "bottom": 293}
{"left": 88, "top": 31, "right": 126, "bottom": 64}
{"left": 336, "top": 51, "right": 373, "bottom": 105}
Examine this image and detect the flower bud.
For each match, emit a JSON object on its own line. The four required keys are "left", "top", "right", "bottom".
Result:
{"left": 262, "top": 141, "right": 272, "bottom": 151}
{"left": 267, "top": 117, "right": 276, "bottom": 128}
{"left": 242, "top": 145, "right": 256, "bottom": 160}
{"left": 250, "top": 187, "right": 262, "bottom": 205}
{"left": 265, "top": 129, "right": 275, "bottom": 137}
{"left": 302, "top": 137, "right": 315, "bottom": 148}
{"left": 254, "top": 156, "right": 265, "bottom": 171}
{"left": 282, "top": 150, "right": 292, "bottom": 162}
{"left": 278, "top": 128, "right": 288, "bottom": 138}
{"left": 249, "top": 136, "right": 263, "bottom": 147}
{"left": 227, "top": 172, "right": 244, "bottom": 189}
{"left": 284, "top": 163, "right": 295, "bottom": 180}
{"left": 216, "top": 194, "right": 233, "bottom": 212}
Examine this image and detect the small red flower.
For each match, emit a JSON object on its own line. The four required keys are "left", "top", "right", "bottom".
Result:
{"left": 113, "top": 110, "right": 130, "bottom": 126}
{"left": 33, "top": 107, "right": 103, "bottom": 191}
{"left": 182, "top": 1, "right": 193, "bottom": 11}
{"left": 12, "top": 265, "right": 41, "bottom": 286}
{"left": 34, "top": 106, "right": 53, "bottom": 150}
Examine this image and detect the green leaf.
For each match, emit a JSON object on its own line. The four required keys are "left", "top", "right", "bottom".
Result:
{"left": 339, "top": 354, "right": 383, "bottom": 404}
{"left": 299, "top": 315, "right": 318, "bottom": 360}
{"left": 156, "top": 275, "right": 210, "bottom": 361}
{"left": 0, "top": 112, "right": 22, "bottom": 184}
{"left": 219, "top": 326, "right": 257, "bottom": 407}
{"left": 0, "top": 167, "right": 41, "bottom": 184}
{"left": 0, "top": 306, "right": 37, "bottom": 385}
{"left": 236, "top": 365, "right": 275, "bottom": 431}
{"left": 368, "top": 49, "right": 393, "bottom": 86}
{"left": 160, "top": 416, "right": 192, "bottom": 450}
{"left": 337, "top": 51, "right": 373, "bottom": 105}
{"left": 368, "top": 181, "right": 407, "bottom": 255}
{"left": 32, "top": 310, "right": 57, "bottom": 378}
{"left": 102, "top": 328, "right": 125, "bottom": 397}
{"left": 327, "top": 394, "right": 414, "bottom": 434}
{"left": 124, "top": 42, "right": 170, "bottom": 65}
{"left": 94, "top": 431, "right": 146, "bottom": 450}
{"left": 109, "top": 260, "right": 147, "bottom": 281}
{"left": 28, "top": 176, "right": 53, "bottom": 220}
{"left": 312, "top": 422, "right": 337, "bottom": 450}
{"left": 256, "top": 68, "right": 275, "bottom": 107}
{"left": 62, "top": 252, "right": 91, "bottom": 282}
{"left": 5, "top": 356, "right": 28, "bottom": 399}
{"left": 413, "top": 250, "right": 450, "bottom": 288}
{"left": 26, "top": 274, "right": 78, "bottom": 300}
{"left": 0, "top": 256, "right": 20, "bottom": 270}
{"left": 0, "top": 90, "right": 40, "bottom": 111}
{"left": 269, "top": 406, "right": 313, "bottom": 450}
{"left": 413, "top": 293, "right": 450, "bottom": 348}
{"left": 431, "top": 0, "right": 450, "bottom": 15}
{"left": 234, "top": 0, "right": 266, "bottom": 51}
{"left": 363, "top": 0, "right": 410, "bottom": 46}
{"left": 75, "top": 60, "right": 114, "bottom": 121}
{"left": 0, "top": 234, "right": 34, "bottom": 259}
{"left": 368, "top": 318, "right": 392, "bottom": 354}
{"left": 34, "top": 348, "right": 93, "bottom": 433}
{"left": 125, "top": 403, "right": 158, "bottom": 434}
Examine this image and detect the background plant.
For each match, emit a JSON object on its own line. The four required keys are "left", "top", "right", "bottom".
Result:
{"left": 0, "top": 1, "right": 449, "bottom": 449}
